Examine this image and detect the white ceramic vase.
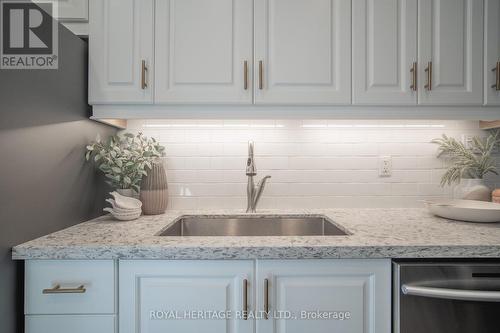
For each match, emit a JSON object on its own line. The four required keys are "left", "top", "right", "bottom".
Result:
{"left": 453, "top": 179, "right": 491, "bottom": 202}
{"left": 140, "top": 160, "right": 168, "bottom": 215}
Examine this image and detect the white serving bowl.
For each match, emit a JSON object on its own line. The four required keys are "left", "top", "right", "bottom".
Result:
{"left": 106, "top": 199, "right": 142, "bottom": 215}
{"left": 425, "top": 199, "right": 500, "bottom": 223}
{"left": 103, "top": 207, "right": 142, "bottom": 221}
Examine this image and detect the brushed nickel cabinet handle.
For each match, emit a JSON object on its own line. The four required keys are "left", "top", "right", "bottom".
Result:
{"left": 410, "top": 62, "right": 417, "bottom": 91}
{"left": 491, "top": 61, "right": 500, "bottom": 91}
{"left": 259, "top": 60, "right": 264, "bottom": 90}
{"left": 43, "top": 284, "right": 86, "bottom": 294}
{"left": 243, "top": 279, "right": 248, "bottom": 320}
{"left": 264, "top": 278, "right": 269, "bottom": 319}
{"left": 244, "top": 60, "right": 248, "bottom": 90}
{"left": 424, "top": 61, "right": 432, "bottom": 91}
{"left": 141, "top": 60, "right": 148, "bottom": 90}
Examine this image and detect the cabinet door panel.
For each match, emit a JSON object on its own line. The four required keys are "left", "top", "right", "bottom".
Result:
{"left": 89, "top": 0, "right": 154, "bottom": 104}
{"left": 353, "top": 0, "right": 417, "bottom": 105}
{"left": 155, "top": 0, "right": 253, "bottom": 104}
{"left": 256, "top": 259, "right": 391, "bottom": 333}
{"left": 119, "top": 260, "right": 253, "bottom": 333}
{"left": 418, "top": 0, "right": 483, "bottom": 105}
{"left": 485, "top": 0, "right": 500, "bottom": 105}
{"left": 254, "top": 0, "right": 351, "bottom": 105}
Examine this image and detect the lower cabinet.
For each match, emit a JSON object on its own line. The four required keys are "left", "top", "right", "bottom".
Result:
{"left": 24, "top": 259, "right": 390, "bottom": 333}
{"left": 119, "top": 260, "right": 254, "bottom": 333}
{"left": 24, "top": 260, "right": 117, "bottom": 333}
{"left": 256, "top": 260, "right": 391, "bottom": 333}
{"left": 119, "top": 259, "right": 391, "bottom": 333}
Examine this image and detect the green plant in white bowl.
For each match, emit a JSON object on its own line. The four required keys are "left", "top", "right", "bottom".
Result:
{"left": 85, "top": 133, "right": 165, "bottom": 193}
{"left": 432, "top": 131, "right": 499, "bottom": 187}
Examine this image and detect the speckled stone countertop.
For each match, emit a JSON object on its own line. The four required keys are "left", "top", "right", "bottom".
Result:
{"left": 12, "top": 209, "right": 500, "bottom": 260}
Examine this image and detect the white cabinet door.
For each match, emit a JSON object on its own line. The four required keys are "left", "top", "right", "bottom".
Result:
{"left": 418, "top": 0, "right": 483, "bottom": 105}
{"left": 89, "top": 0, "right": 154, "bottom": 104}
{"left": 352, "top": 0, "right": 417, "bottom": 105}
{"left": 485, "top": 0, "right": 500, "bottom": 105}
{"left": 33, "top": 0, "right": 88, "bottom": 21}
{"left": 155, "top": 0, "right": 253, "bottom": 104}
{"left": 256, "top": 259, "right": 391, "bottom": 333}
{"left": 254, "top": 0, "right": 351, "bottom": 105}
{"left": 120, "top": 260, "right": 254, "bottom": 333}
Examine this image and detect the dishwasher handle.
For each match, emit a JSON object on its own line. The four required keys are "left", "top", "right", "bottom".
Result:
{"left": 402, "top": 284, "right": 500, "bottom": 302}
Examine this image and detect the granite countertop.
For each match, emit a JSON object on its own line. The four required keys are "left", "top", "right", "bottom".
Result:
{"left": 12, "top": 209, "right": 500, "bottom": 260}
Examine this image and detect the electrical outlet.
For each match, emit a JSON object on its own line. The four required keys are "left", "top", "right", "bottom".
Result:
{"left": 379, "top": 156, "right": 392, "bottom": 177}
{"left": 462, "top": 134, "right": 474, "bottom": 150}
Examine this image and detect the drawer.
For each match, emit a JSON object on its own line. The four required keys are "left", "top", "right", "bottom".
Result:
{"left": 26, "top": 315, "right": 115, "bottom": 333}
{"left": 25, "top": 260, "right": 115, "bottom": 315}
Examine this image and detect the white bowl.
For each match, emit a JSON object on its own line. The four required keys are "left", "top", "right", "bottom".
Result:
{"left": 425, "top": 199, "right": 500, "bottom": 223}
{"left": 106, "top": 199, "right": 142, "bottom": 215}
{"left": 110, "top": 191, "right": 142, "bottom": 210}
{"left": 103, "top": 208, "right": 142, "bottom": 221}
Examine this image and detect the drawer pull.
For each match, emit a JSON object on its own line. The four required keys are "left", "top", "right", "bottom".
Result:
{"left": 43, "top": 284, "right": 86, "bottom": 294}
{"left": 264, "top": 278, "right": 269, "bottom": 319}
{"left": 424, "top": 61, "right": 432, "bottom": 91}
{"left": 491, "top": 61, "right": 500, "bottom": 91}
{"left": 259, "top": 60, "right": 264, "bottom": 90}
{"left": 141, "top": 60, "right": 148, "bottom": 90}
{"left": 244, "top": 60, "right": 249, "bottom": 90}
{"left": 243, "top": 279, "right": 248, "bottom": 320}
{"left": 410, "top": 62, "right": 417, "bottom": 91}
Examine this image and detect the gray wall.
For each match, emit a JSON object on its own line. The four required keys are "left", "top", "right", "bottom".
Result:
{"left": 0, "top": 26, "right": 116, "bottom": 333}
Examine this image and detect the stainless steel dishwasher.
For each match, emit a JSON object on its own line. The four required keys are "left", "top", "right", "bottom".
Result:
{"left": 394, "top": 261, "right": 500, "bottom": 333}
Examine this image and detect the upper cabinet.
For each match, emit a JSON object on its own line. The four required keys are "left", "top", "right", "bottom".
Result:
{"left": 418, "top": 0, "right": 484, "bottom": 105}
{"left": 154, "top": 0, "right": 253, "bottom": 104}
{"left": 353, "top": 0, "right": 484, "bottom": 106}
{"left": 254, "top": 0, "right": 351, "bottom": 105}
{"left": 485, "top": 0, "right": 500, "bottom": 105}
{"left": 352, "top": 0, "right": 418, "bottom": 105}
{"left": 89, "top": 0, "right": 499, "bottom": 111}
{"left": 89, "top": 0, "right": 154, "bottom": 104}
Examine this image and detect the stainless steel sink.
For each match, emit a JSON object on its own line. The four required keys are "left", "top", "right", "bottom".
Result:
{"left": 158, "top": 215, "right": 349, "bottom": 237}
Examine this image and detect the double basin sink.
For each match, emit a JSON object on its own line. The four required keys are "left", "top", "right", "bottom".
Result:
{"left": 158, "top": 215, "right": 349, "bottom": 237}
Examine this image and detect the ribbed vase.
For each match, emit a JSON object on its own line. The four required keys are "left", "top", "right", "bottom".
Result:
{"left": 140, "top": 161, "right": 169, "bottom": 215}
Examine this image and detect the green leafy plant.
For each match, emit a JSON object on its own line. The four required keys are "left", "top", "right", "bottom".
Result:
{"left": 432, "top": 131, "right": 499, "bottom": 186}
{"left": 85, "top": 133, "right": 165, "bottom": 192}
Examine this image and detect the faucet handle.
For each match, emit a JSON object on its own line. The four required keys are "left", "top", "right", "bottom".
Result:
{"left": 246, "top": 141, "right": 257, "bottom": 176}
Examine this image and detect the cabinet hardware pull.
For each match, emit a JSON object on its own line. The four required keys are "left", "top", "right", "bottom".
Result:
{"left": 243, "top": 279, "right": 248, "bottom": 320}
{"left": 259, "top": 60, "right": 264, "bottom": 90}
{"left": 424, "top": 61, "right": 432, "bottom": 91}
{"left": 141, "top": 60, "right": 148, "bottom": 90}
{"left": 264, "top": 278, "right": 269, "bottom": 319}
{"left": 410, "top": 62, "right": 417, "bottom": 91}
{"left": 42, "top": 284, "right": 86, "bottom": 294}
{"left": 491, "top": 61, "right": 500, "bottom": 91}
{"left": 244, "top": 61, "right": 248, "bottom": 90}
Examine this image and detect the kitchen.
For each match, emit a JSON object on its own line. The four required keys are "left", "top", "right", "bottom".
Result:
{"left": 1, "top": 0, "right": 500, "bottom": 333}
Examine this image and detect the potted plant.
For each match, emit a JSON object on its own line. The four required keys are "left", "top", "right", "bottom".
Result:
{"left": 85, "top": 133, "right": 165, "bottom": 196}
{"left": 432, "top": 131, "right": 499, "bottom": 201}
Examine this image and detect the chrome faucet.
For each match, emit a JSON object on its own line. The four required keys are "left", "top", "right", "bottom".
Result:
{"left": 246, "top": 141, "right": 271, "bottom": 213}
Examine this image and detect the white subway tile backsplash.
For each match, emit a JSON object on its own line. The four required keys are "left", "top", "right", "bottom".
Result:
{"left": 127, "top": 120, "right": 499, "bottom": 209}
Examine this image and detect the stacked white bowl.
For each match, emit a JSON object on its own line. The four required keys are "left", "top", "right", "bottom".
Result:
{"left": 103, "top": 191, "right": 142, "bottom": 221}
